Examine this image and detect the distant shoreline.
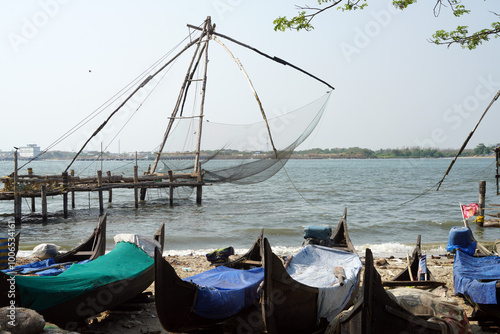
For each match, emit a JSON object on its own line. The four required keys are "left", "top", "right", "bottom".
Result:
{"left": 0, "top": 155, "right": 495, "bottom": 162}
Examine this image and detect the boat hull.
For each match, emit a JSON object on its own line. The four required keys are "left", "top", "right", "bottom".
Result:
{"left": 155, "top": 231, "right": 264, "bottom": 332}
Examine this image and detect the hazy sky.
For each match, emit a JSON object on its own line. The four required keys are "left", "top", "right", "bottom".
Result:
{"left": 1, "top": 0, "right": 500, "bottom": 153}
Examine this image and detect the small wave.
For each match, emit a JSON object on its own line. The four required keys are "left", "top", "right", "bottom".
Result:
{"left": 356, "top": 242, "right": 416, "bottom": 258}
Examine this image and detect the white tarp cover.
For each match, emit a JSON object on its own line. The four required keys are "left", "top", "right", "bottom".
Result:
{"left": 113, "top": 234, "right": 161, "bottom": 258}
{"left": 286, "top": 245, "right": 362, "bottom": 322}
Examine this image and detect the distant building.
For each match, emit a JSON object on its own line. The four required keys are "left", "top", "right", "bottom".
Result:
{"left": 19, "top": 144, "right": 41, "bottom": 158}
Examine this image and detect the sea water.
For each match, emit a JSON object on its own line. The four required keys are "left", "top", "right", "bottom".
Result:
{"left": 1, "top": 157, "right": 498, "bottom": 258}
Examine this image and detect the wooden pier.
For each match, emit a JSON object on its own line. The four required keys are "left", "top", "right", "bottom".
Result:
{"left": 1, "top": 163, "right": 205, "bottom": 223}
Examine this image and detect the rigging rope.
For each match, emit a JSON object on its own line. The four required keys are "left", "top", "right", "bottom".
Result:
{"left": 436, "top": 89, "right": 500, "bottom": 190}
{"left": 281, "top": 162, "right": 327, "bottom": 212}
{"left": 399, "top": 159, "right": 496, "bottom": 206}
{"left": 18, "top": 37, "right": 190, "bottom": 172}
{"left": 212, "top": 35, "right": 279, "bottom": 158}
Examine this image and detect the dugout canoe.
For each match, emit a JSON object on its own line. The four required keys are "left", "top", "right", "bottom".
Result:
{"left": 154, "top": 230, "right": 264, "bottom": 333}
{"left": 328, "top": 248, "right": 446, "bottom": 334}
{"left": 261, "top": 212, "right": 363, "bottom": 334}
{"left": 383, "top": 235, "right": 444, "bottom": 288}
{"left": 54, "top": 212, "right": 107, "bottom": 263}
{"left": 453, "top": 249, "right": 500, "bottom": 321}
{"left": 0, "top": 223, "right": 164, "bottom": 327}
{"left": 302, "top": 207, "right": 356, "bottom": 253}
{"left": 2, "top": 213, "right": 107, "bottom": 276}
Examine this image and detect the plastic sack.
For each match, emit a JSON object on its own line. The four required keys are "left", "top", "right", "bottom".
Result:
{"left": 32, "top": 243, "right": 60, "bottom": 260}
{"left": 388, "top": 288, "right": 472, "bottom": 334}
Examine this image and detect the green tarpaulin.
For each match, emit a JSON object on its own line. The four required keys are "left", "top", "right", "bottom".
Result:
{"left": 14, "top": 241, "right": 153, "bottom": 311}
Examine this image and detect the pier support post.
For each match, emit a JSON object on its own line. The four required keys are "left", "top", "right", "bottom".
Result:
{"left": 168, "top": 170, "right": 174, "bottom": 207}
{"left": 196, "top": 163, "right": 202, "bottom": 205}
{"left": 62, "top": 172, "right": 68, "bottom": 218}
{"left": 107, "top": 171, "right": 112, "bottom": 203}
{"left": 14, "top": 150, "right": 21, "bottom": 223}
{"left": 134, "top": 166, "right": 139, "bottom": 209}
{"left": 70, "top": 170, "right": 75, "bottom": 209}
{"left": 97, "top": 170, "right": 104, "bottom": 215}
{"left": 140, "top": 165, "right": 150, "bottom": 201}
{"left": 196, "top": 185, "right": 202, "bottom": 205}
{"left": 41, "top": 185, "right": 47, "bottom": 222}
{"left": 478, "top": 180, "right": 486, "bottom": 227}
{"left": 28, "top": 168, "right": 35, "bottom": 212}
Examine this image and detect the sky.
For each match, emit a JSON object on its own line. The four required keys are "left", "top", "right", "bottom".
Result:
{"left": 1, "top": 0, "right": 500, "bottom": 153}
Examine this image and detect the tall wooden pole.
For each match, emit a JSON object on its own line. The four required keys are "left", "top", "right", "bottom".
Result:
{"left": 134, "top": 152, "right": 139, "bottom": 209}
{"left": 194, "top": 25, "right": 210, "bottom": 175}
{"left": 13, "top": 149, "right": 21, "bottom": 224}
{"left": 134, "top": 165, "right": 139, "bottom": 209}
{"left": 151, "top": 18, "right": 210, "bottom": 174}
{"left": 70, "top": 169, "right": 76, "bottom": 209}
{"left": 496, "top": 148, "right": 499, "bottom": 195}
{"left": 62, "top": 172, "right": 68, "bottom": 218}
{"left": 478, "top": 180, "right": 486, "bottom": 227}
{"left": 28, "top": 168, "right": 35, "bottom": 212}
{"left": 41, "top": 184, "right": 47, "bottom": 222}
{"left": 97, "top": 170, "right": 104, "bottom": 215}
{"left": 168, "top": 170, "right": 174, "bottom": 207}
{"left": 107, "top": 171, "right": 113, "bottom": 203}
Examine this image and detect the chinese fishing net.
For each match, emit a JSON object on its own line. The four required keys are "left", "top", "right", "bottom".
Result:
{"left": 156, "top": 91, "right": 331, "bottom": 184}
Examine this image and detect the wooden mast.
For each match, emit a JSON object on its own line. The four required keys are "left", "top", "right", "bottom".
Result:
{"left": 194, "top": 18, "right": 212, "bottom": 174}
{"left": 150, "top": 17, "right": 212, "bottom": 174}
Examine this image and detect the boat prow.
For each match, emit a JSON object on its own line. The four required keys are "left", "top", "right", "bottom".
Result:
{"left": 262, "top": 236, "right": 362, "bottom": 334}
{"left": 327, "top": 248, "right": 445, "bottom": 333}
{"left": 155, "top": 231, "right": 264, "bottom": 332}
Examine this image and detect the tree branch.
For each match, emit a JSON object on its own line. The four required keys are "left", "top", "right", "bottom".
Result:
{"left": 275, "top": 0, "right": 496, "bottom": 49}
{"left": 430, "top": 26, "right": 500, "bottom": 49}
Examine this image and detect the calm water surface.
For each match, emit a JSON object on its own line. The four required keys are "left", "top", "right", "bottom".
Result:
{"left": 1, "top": 158, "right": 498, "bottom": 257}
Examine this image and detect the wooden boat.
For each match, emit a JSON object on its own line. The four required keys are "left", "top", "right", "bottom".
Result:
{"left": 445, "top": 225, "right": 500, "bottom": 321}
{"left": 383, "top": 235, "right": 444, "bottom": 288}
{"left": 154, "top": 231, "right": 264, "bottom": 333}
{"left": 327, "top": 248, "right": 446, "bottom": 334}
{"left": 261, "top": 212, "right": 363, "bottom": 334}
{"left": 54, "top": 212, "right": 107, "bottom": 263}
{"left": 0, "top": 223, "right": 164, "bottom": 327}
{"left": 303, "top": 207, "right": 356, "bottom": 253}
{"left": 453, "top": 249, "right": 500, "bottom": 321}
{"left": 2, "top": 214, "right": 107, "bottom": 276}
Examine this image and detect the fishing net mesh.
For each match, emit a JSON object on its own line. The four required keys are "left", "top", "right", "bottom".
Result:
{"left": 157, "top": 91, "right": 331, "bottom": 184}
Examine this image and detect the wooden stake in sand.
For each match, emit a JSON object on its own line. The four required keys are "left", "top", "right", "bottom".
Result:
{"left": 406, "top": 253, "right": 414, "bottom": 281}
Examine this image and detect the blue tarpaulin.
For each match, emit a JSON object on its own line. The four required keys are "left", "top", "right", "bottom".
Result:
{"left": 183, "top": 266, "right": 264, "bottom": 320}
{"left": 2, "top": 258, "right": 91, "bottom": 276}
{"left": 453, "top": 250, "right": 500, "bottom": 304}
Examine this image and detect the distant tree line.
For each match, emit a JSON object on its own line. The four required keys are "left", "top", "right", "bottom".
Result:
{"left": 293, "top": 143, "right": 499, "bottom": 159}
{"left": 1, "top": 143, "right": 498, "bottom": 160}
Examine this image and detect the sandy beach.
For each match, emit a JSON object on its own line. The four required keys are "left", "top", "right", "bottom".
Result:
{"left": 43, "top": 251, "right": 495, "bottom": 334}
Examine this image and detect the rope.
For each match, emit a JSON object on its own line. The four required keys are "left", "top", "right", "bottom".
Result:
{"left": 18, "top": 29, "right": 201, "bottom": 173}
{"left": 280, "top": 160, "right": 327, "bottom": 212}
{"left": 399, "top": 159, "right": 496, "bottom": 206}
{"left": 398, "top": 182, "right": 441, "bottom": 206}
{"left": 18, "top": 40, "right": 187, "bottom": 171}
{"left": 436, "top": 89, "right": 500, "bottom": 190}
{"left": 212, "top": 36, "right": 279, "bottom": 158}
{"left": 102, "top": 56, "right": 176, "bottom": 155}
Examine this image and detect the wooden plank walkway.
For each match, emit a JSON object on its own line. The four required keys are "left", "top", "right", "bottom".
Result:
{"left": 0, "top": 167, "right": 206, "bottom": 222}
